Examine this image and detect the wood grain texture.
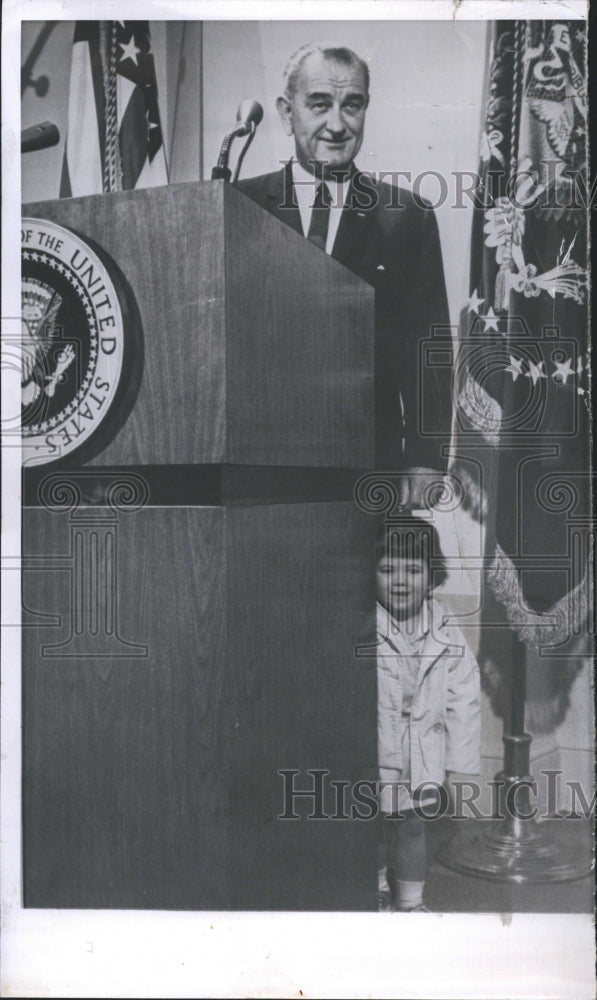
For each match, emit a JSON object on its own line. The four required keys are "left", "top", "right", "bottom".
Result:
{"left": 224, "top": 183, "right": 375, "bottom": 467}
{"left": 225, "top": 502, "right": 377, "bottom": 910}
{"left": 25, "top": 181, "right": 375, "bottom": 469}
{"left": 23, "top": 501, "right": 377, "bottom": 910}
{"left": 23, "top": 505, "right": 229, "bottom": 909}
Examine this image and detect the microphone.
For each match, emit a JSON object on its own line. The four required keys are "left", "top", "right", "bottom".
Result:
{"left": 212, "top": 99, "right": 263, "bottom": 182}
{"left": 235, "top": 99, "right": 264, "bottom": 137}
{"left": 21, "top": 121, "right": 60, "bottom": 154}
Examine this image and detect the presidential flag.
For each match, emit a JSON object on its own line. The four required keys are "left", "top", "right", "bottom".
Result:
{"left": 454, "top": 21, "right": 591, "bottom": 729}
{"left": 60, "top": 21, "right": 168, "bottom": 197}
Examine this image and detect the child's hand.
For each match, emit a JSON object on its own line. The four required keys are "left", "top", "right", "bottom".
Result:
{"left": 447, "top": 463, "right": 488, "bottom": 522}
{"left": 399, "top": 467, "right": 445, "bottom": 509}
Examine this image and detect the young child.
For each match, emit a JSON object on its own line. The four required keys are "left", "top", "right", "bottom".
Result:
{"left": 376, "top": 513, "right": 481, "bottom": 912}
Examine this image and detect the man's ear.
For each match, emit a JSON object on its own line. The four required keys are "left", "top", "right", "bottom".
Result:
{"left": 276, "top": 95, "right": 293, "bottom": 137}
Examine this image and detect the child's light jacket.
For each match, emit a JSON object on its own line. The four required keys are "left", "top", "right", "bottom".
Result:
{"left": 377, "top": 599, "right": 481, "bottom": 789}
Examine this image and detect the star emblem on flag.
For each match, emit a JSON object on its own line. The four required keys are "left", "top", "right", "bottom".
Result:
{"left": 481, "top": 307, "right": 500, "bottom": 332}
{"left": 118, "top": 36, "right": 141, "bottom": 66}
{"left": 551, "top": 357, "right": 574, "bottom": 385}
{"left": 505, "top": 355, "right": 525, "bottom": 381}
{"left": 524, "top": 360, "right": 546, "bottom": 385}
{"left": 468, "top": 288, "right": 485, "bottom": 314}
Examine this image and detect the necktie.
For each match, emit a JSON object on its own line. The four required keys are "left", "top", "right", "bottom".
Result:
{"left": 307, "top": 181, "right": 331, "bottom": 251}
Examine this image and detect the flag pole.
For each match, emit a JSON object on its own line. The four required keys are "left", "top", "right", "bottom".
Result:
{"left": 440, "top": 633, "right": 591, "bottom": 882}
{"left": 443, "top": 390, "right": 588, "bottom": 882}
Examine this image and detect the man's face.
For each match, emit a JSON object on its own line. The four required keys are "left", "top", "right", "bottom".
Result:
{"left": 277, "top": 52, "right": 369, "bottom": 177}
{"left": 376, "top": 556, "right": 430, "bottom": 621}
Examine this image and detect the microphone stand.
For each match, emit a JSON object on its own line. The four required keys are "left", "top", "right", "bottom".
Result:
{"left": 211, "top": 122, "right": 248, "bottom": 182}
{"left": 232, "top": 123, "right": 256, "bottom": 185}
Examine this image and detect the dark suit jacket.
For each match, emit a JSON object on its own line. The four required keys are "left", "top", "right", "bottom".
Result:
{"left": 238, "top": 162, "right": 452, "bottom": 471}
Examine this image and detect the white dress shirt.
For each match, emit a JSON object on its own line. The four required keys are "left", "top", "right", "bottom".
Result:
{"left": 291, "top": 159, "right": 351, "bottom": 255}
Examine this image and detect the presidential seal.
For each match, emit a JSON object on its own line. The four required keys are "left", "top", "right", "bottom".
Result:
{"left": 22, "top": 219, "right": 126, "bottom": 465}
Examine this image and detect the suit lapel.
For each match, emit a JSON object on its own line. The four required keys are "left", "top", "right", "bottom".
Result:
{"left": 331, "top": 171, "right": 377, "bottom": 266}
{"left": 261, "top": 164, "right": 377, "bottom": 257}
{"left": 263, "top": 162, "right": 303, "bottom": 237}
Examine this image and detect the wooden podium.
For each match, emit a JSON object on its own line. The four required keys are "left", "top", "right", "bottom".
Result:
{"left": 22, "top": 181, "right": 379, "bottom": 910}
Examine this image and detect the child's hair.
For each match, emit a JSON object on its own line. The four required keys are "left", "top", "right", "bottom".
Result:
{"left": 375, "top": 514, "right": 448, "bottom": 590}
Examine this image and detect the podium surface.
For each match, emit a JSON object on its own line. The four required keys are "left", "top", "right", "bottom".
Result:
{"left": 25, "top": 181, "right": 375, "bottom": 468}
{"left": 22, "top": 181, "right": 378, "bottom": 910}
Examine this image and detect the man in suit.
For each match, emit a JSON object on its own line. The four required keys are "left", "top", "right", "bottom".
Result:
{"left": 238, "top": 43, "right": 453, "bottom": 506}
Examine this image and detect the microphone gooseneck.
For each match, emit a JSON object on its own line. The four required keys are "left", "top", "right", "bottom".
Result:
{"left": 232, "top": 100, "right": 263, "bottom": 184}
{"left": 212, "top": 99, "right": 263, "bottom": 182}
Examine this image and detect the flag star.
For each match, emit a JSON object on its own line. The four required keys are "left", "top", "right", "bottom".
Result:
{"left": 552, "top": 357, "right": 574, "bottom": 385}
{"left": 23, "top": 251, "right": 30, "bottom": 260}
{"left": 505, "top": 355, "right": 525, "bottom": 381}
{"left": 30, "top": 251, "right": 40, "bottom": 261}
{"left": 481, "top": 307, "right": 500, "bottom": 332}
{"left": 467, "top": 288, "right": 485, "bottom": 314}
{"left": 577, "top": 386, "right": 586, "bottom": 396}
{"left": 118, "top": 36, "right": 141, "bottom": 66}
{"left": 524, "top": 360, "right": 546, "bottom": 385}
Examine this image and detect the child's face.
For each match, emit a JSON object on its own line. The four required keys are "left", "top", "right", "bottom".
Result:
{"left": 376, "top": 555, "right": 430, "bottom": 620}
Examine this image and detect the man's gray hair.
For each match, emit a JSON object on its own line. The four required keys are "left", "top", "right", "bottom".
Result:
{"left": 283, "top": 43, "right": 370, "bottom": 99}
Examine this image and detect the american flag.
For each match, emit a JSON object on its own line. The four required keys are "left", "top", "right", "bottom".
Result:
{"left": 60, "top": 21, "right": 168, "bottom": 197}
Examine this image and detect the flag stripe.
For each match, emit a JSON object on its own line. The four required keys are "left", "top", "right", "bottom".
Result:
{"left": 82, "top": 23, "right": 106, "bottom": 168}
{"left": 60, "top": 20, "right": 168, "bottom": 198}
{"left": 59, "top": 152, "right": 72, "bottom": 199}
{"left": 64, "top": 39, "right": 103, "bottom": 197}
{"left": 133, "top": 144, "right": 169, "bottom": 190}
{"left": 119, "top": 87, "right": 149, "bottom": 189}
{"left": 73, "top": 21, "right": 96, "bottom": 44}
{"left": 116, "top": 74, "right": 136, "bottom": 130}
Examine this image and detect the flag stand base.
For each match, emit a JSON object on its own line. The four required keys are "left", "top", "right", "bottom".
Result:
{"left": 439, "top": 818, "right": 592, "bottom": 883}
{"left": 439, "top": 733, "right": 593, "bottom": 883}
